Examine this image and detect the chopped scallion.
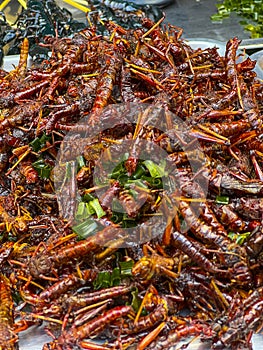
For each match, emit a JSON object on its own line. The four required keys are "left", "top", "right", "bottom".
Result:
{"left": 72, "top": 218, "right": 98, "bottom": 239}
{"left": 122, "top": 218, "right": 137, "bottom": 228}
{"left": 83, "top": 193, "right": 95, "bottom": 202}
{"left": 131, "top": 164, "right": 146, "bottom": 179}
{"left": 111, "top": 212, "right": 123, "bottom": 223}
{"left": 89, "top": 198, "right": 106, "bottom": 218}
{"left": 141, "top": 176, "right": 163, "bottom": 188}
{"left": 30, "top": 133, "right": 51, "bottom": 152}
{"left": 32, "top": 159, "right": 52, "bottom": 179}
{"left": 130, "top": 287, "right": 141, "bottom": 312}
{"left": 76, "top": 155, "right": 85, "bottom": 170}
{"left": 211, "top": 0, "right": 263, "bottom": 38}
{"left": 215, "top": 196, "right": 229, "bottom": 205}
{"left": 236, "top": 232, "right": 251, "bottom": 245}
{"left": 117, "top": 174, "right": 129, "bottom": 185}
{"left": 29, "top": 138, "right": 42, "bottom": 152}
{"left": 111, "top": 267, "right": 121, "bottom": 286}
{"left": 119, "top": 260, "right": 134, "bottom": 277}
{"left": 75, "top": 202, "right": 90, "bottom": 221}
{"left": 109, "top": 162, "right": 126, "bottom": 179}
{"left": 228, "top": 231, "right": 251, "bottom": 245}
{"left": 93, "top": 271, "right": 112, "bottom": 289}
{"left": 143, "top": 160, "right": 167, "bottom": 178}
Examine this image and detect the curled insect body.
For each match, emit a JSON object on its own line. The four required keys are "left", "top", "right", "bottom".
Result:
{"left": 231, "top": 197, "right": 263, "bottom": 221}
{"left": 168, "top": 148, "right": 206, "bottom": 167}
{"left": 118, "top": 189, "right": 141, "bottom": 218}
{"left": 177, "top": 199, "right": 228, "bottom": 249}
{"left": 198, "top": 200, "right": 233, "bottom": 238}
{"left": 199, "top": 120, "right": 250, "bottom": 137}
{"left": 57, "top": 42, "right": 87, "bottom": 76}
{"left": 211, "top": 203, "right": 246, "bottom": 233}
{"left": 0, "top": 197, "right": 32, "bottom": 236}
{"left": 14, "top": 80, "right": 50, "bottom": 103}
{"left": 123, "top": 302, "right": 168, "bottom": 334}
{"left": 222, "top": 42, "right": 257, "bottom": 126}
{"left": 141, "top": 17, "right": 174, "bottom": 66}
{"left": 0, "top": 80, "right": 49, "bottom": 109}
{"left": 0, "top": 137, "right": 11, "bottom": 174}
{"left": 176, "top": 199, "right": 252, "bottom": 285}
{"left": 236, "top": 57, "right": 256, "bottom": 74}
{"left": 120, "top": 66, "right": 141, "bottom": 103}
{"left": 45, "top": 101, "right": 80, "bottom": 134}
{"left": 19, "top": 160, "right": 39, "bottom": 184}
{"left": 225, "top": 37, "right": 241, "bottom": 88}
{"left": 69, "top": 61, "right": 99, "bottom": 76}
{"left": 5, "top": 37, "right": 29, "bottom": 80}
{"left": 244, "top": 228, "right": 263, "bottom": 258}
{"left": 219, "top": 173, "right": 263, "bottom": 195}
{"left": 0, "top": 242, "right": 14, "bottom": 265}
{"left": 174, "top": 268, "right": 228, "bottom": 315}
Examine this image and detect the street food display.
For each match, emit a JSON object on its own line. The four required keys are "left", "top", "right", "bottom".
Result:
{"left": 0, "top": 1, "right": 263, "bottom": 350}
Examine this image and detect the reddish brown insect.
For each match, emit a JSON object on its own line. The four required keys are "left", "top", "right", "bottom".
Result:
{"left": 146, "top": 320, "right": 214, "bottom": 350}
{"left": 123, "top": 303, "right": 168, "bottom": 334}
{"left": 62, "top": 284, "right": 134, "bottom": 311}
{"left": 20, "top": 160, "right": 39, "bottom": 184}
{"left": 0, "top": 274, "right": 18, "bottom": 350}
{"left": 28, "top": 226, "right": 125, "bottom": 277}
{"left": 39, "top": 269, "right": 97, "bottom": 303}
{"left": 100, "top": 181, "right": 121, "bottom": 211}
{"left": 55, "top": 305, "right": 133, "bottom": 347}
{"left": 213, "top": 287, "right": 263, "bottom": 349}
{"left": 88, "top": 52, "right": 123, "bottom": 126}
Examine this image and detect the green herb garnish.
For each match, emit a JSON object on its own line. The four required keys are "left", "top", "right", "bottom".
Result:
{"left": 211, "top": 0, "right": 263, "bottom": 38}
{"left": 228, "top": 231, "right": 251, "bottom": 245}
{"left": 93, "top": 260, "right": 134, "bottom": 289}
{"left": 72, "top": 218, "right": 98, "bottom": 239}
{"left": 215, "top": 195, "right": 229, "bottom": 205}
{"left": 32, "top": 158, "right": 52, "bottom": 179}
{"left": 119, "top": 260, "right": 134, "bottom": 277}
{"left": 30, "top": 132, "right": 51, "bottom": 152}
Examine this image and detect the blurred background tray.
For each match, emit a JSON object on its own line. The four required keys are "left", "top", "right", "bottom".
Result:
{"left": 2, "top": 0, "right": 262, "bottom": 55}
{"left": 250, "top": 50, "right": 263, "bottom": 80}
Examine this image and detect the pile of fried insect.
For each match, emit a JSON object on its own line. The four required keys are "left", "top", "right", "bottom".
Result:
{"left": 0, "top": 1, "right": 263, "bottom": 350}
